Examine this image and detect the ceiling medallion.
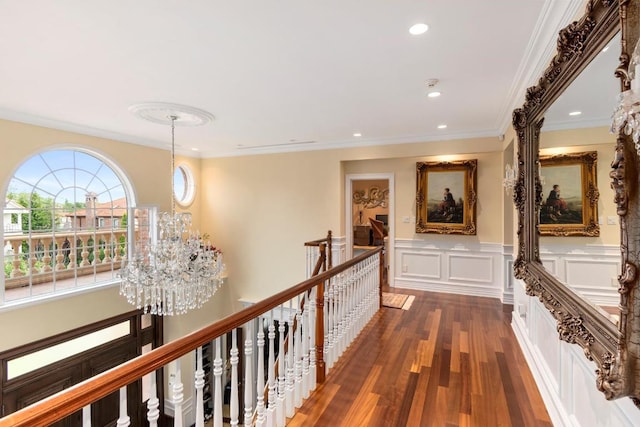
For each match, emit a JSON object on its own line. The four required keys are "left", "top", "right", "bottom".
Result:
{"left": 128, "top": 102, "right": 214, "bottom": 127}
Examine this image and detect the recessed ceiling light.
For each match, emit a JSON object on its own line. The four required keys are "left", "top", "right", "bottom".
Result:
{"left": 602, "top": 46, "right": 610, "bottom": 53}
{"left": 191, "top": 147, "right": 199, "bottom": 151}
{"left": 427, "top": 91, "right": 441, "bottom": 98}
{"left": 437, "top": 124, "right": 447, "bottom": 129}
{"left": 409, "top": 23, "right": 428, "bottom": 35}
{"left": 353, "top": 132, "right": 362, "bottom": 137}
{"left": 569, "top": 111, "right": 582, "bottom": 116}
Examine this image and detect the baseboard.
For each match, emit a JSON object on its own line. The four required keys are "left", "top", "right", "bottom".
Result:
{"left": 393, "top": 279, "right": 502, "bottom": 300}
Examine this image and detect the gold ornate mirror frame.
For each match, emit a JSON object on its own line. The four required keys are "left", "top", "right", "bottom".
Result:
{"left": 513, "top": 0, "right": 640, "bottom": 404}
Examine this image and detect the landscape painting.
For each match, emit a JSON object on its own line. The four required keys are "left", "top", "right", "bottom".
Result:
{"left": 416, "top": 159, "right": 477, "bottom": 235}
{"left": 539, "top": 151, "right": 599, "bottom": 237}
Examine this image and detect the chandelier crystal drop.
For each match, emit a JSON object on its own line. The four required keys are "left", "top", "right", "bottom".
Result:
{"left": 120, "top": 104, "right": 224, "bottom": 315}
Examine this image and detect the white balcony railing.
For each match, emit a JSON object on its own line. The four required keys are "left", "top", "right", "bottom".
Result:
{"left": 3, "top": 228, "right": 131, "bottom": 291}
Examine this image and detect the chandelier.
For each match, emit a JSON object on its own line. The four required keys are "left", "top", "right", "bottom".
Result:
{"left": 612, "top": 39, "right": 640, "bottom": 153}
{"left": 120, "top": 103, "right": 224, "bottom": 315}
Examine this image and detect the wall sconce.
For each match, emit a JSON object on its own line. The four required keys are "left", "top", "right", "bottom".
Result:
{"left": 504, "top": 162, "right": 546, "bottom": 197}
{"left": 612, "top": 38, "right": 640, "bottom": 153}
{"left": 503, "top": 163, "right": 517, "bottom": 196}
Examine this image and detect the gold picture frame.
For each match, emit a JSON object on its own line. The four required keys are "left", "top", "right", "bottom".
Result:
{"left": 539, "top": 151, "right": 599, "bottom": 237}
{"left": 416, "top": 159, "right": 477, "bottom": 235}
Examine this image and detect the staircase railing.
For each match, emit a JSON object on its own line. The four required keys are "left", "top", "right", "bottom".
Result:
{"left": 303, "top": 230, "right": 332, "bottom": 278}
{"left": 0, "top": 233, "right": 382, "bottom": 427}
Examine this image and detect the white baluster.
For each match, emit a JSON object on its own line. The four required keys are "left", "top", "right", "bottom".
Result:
{"left": 324, "top": 280, "right": 332, "bottom": 371}
{"left": 267, "top": 311, "right": 277, "bottom": 427}
{"left": 334, "top": 275, "right": 341, "bottom": 365}
{"left": 147, "top": 370, "right": 160, "bottom": 427}
{"left": 294, "top": 295, "right": 303, "bottom": 408}
{"left": 285, "top": 300, "right": 295, "bottom": 417}
{"left": 348, "top": 269, "right": 354, "bottom": 349}
{"left": 302, "top": 293, "right": 310, "bottom": 399}
{"left": 244, "top": 322, "right": 254, "bottom": 426}
{"left": 352, "top": 265, "right": 358, "bottom": 344}
{"left": 173, "top": 359, "right": 184, "bottom": 427}
{"left": 116, "top": 386, "right": 130, "bottom": 427}
{"left": 309, "top": 287, "right": 317, "bottom": 391}
{"left": 256, "top": 317, "right": 266, "bottom": 426}
{"left": 82, "top": 405, "right": 91, "bottom": 427}
{"left": 214, "top": 338, "right": 223, "bottom": 427}
{"left": 195, "top": 347, "right": 205, "bottom": 427}
{"left": 230, "top": 330, "right": 240, "bottom": 427}
{"left": 335, "top": 277, "right": 342, "bottom": 360}
{"left": 277, "top": 306, "right": 286, "bottom": 427}
{"left": 331, "top": 277, "right": 339, "bottom": 368}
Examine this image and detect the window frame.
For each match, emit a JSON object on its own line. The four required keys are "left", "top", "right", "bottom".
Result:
{"left": 173, "top": 163, "right": 196, "bottom": 207}
{"left": 0, "top": 146, "right": 137, "bottom": 309}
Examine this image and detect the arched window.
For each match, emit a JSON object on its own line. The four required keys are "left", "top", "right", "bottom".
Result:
{"left": 1, "top": 149, "right": 135, "bottom": 305}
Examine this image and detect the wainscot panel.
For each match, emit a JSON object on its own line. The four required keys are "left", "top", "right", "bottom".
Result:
{"left": 393, "top": 239, "right": 507, "bottom": 301}
{"left": 540, "top": 244, "right": 620, "bottom": 306}
{"left": 512, "top": 280, "right": 640, "bottom": 427}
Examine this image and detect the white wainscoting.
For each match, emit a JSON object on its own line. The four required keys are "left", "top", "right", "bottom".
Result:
{"left": 393, "top": 239, "right": 514, "bottom": 303}
{"left": 512, "top": 280, "right": 640, "bottom": 427}
{"left": 540, "top": 244, "right": 620, "bottom": 307}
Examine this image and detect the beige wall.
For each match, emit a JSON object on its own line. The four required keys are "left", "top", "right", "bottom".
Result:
{"left": 199, "top": 150, "right": 342, "bottom": 302}
{"left": 200, "top": 135, "right": 505, "bottom": 302}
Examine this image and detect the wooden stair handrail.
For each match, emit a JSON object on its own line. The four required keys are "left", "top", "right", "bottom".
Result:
{"left": 1, "top": 246, "right": 382, "bottom": 427}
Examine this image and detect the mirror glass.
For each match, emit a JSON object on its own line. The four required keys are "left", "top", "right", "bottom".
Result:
{"left": 539, "top": 32, "right": 620, "bottom": 324}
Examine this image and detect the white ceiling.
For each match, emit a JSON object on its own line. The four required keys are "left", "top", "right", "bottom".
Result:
{"left": 0, "top": 1, "right": 595, "bottom": 158}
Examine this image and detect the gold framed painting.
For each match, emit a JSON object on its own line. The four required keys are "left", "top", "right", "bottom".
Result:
{"left": 416, "top": 159, "right": 477, "bottom": 235}
{"left": 539, "top": 151, "right": 599, "bottom": 236}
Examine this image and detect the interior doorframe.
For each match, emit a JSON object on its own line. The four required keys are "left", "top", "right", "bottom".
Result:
{"left": 345, "top": 173, "right": 395, "bottom": 287}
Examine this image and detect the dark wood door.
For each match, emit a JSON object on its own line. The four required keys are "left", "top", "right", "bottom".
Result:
{"left": 2, "top": 364, "right": 83, "bottom": 426}
{"left": 1, "top": 339, "right": 139, "bottom": 426}
{"left": 0, "top": 310, "right": 162, "bottom": 426}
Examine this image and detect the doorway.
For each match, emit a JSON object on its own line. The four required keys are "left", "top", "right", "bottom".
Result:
{"left": 345, "top": 173, "right": 395, "bottom": 287}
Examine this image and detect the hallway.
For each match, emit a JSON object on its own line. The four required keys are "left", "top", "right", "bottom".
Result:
{"left": 288, "top": 289, "right": 552, "bottom": 426}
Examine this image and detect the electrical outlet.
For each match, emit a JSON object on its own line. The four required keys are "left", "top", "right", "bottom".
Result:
{"left": 607, "top": 216, "right": 618, "bottom": 225}
{"left": 402, "top": 216, "right": 410, "bottom": 223}
{"left": 598, "top": 216, "right": 604, "bottom": 225}
{"left": 517, "top": 303, "right": 527, "bottom": 319}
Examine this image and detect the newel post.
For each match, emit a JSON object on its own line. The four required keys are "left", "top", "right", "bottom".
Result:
{"left": 315, "top": 279, "right": 326, "bottom": 383}
{"left": 326, "top": 230, "right": 332, "bottom": 270}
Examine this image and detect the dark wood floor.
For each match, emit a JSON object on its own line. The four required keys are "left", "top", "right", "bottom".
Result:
{"left": 288, "top": 289, "right": 552, "bottom": 427}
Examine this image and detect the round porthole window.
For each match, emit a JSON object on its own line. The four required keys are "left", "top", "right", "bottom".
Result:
{"left": 173, "top": 164, "right": 196, "bottom": 206}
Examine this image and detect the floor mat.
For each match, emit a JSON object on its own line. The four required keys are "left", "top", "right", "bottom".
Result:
{"left": 382, "top": 292, "right": 410, "bottom": 309}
